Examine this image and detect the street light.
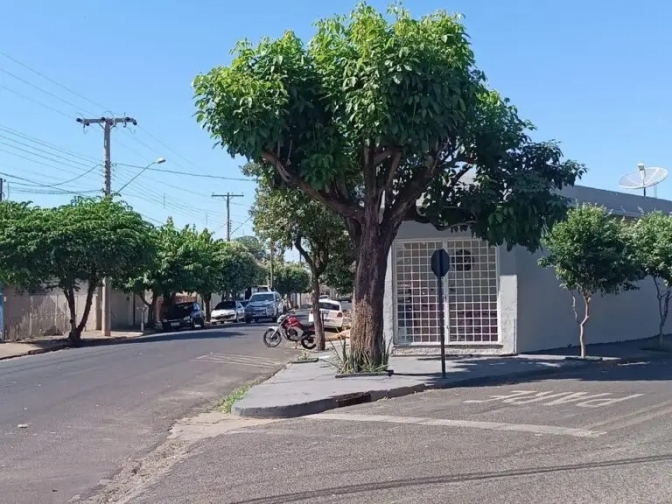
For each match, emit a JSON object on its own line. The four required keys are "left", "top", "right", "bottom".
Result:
{"left": 117, "top": 157, "right": 166, "bottom": 192}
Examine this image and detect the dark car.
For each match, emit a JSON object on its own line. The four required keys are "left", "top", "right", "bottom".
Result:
{"left": 161, "top": 302, "right": 206, "bottom": 331}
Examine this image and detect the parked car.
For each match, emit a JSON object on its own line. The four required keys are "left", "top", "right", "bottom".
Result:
{"left": 245, "top": 291, "right": 285, "bottom": 323}
{"left": 161, "top": 302, "right": 206, "bottom": 331}
{"left": 308, "top": 298, "right": 345, "bottom": 330}
{"left": 210, "top": 300, "right": 245, "bottom": 325}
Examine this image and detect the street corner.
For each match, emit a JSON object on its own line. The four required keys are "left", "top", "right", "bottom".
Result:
{"left": 230, "top": 358, "right": 428, "bottom": 420}
{"left": 305, "top": 359, "right": 672, "bottom": 441}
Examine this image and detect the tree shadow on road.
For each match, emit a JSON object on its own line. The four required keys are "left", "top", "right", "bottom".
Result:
{"left": 230, "top": 452, "right": 672, "bottom": 504}
{"left": 392, "top": 338, "right": 672, "bottom": 388}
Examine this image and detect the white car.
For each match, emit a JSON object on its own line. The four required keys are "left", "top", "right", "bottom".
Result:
{"left": 210, "top": 300, "right": 245, "bottom": 325}
{"left": 308, "top": 298, "right": 345, "bottom": 330}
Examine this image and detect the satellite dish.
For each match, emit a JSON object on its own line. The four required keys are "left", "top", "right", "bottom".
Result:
{"left": 618, "top": 163, "right": 668, "bottom": 198}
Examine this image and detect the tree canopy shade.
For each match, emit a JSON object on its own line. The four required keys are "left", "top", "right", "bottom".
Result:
{"left": 193, "top": 3, "right": 585, "bottom": 366}
{"left": 630, "top": 211, "right": 672, "bottom": 347}
{"left": 538, "top": 205, "right": 641, "bottom": 358}
{"left": 0, "top": 197, "right": 155, "bottom": 343}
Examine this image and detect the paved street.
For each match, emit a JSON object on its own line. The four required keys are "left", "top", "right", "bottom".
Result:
{"left": 0, "top": 323, "right": 297, "bottom": 504}
{"left": 129, "top": 358, "right": 672, "bottom": 504}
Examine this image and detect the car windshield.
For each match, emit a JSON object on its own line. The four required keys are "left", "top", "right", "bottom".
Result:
{"left": 250, "top": 293, "right": 274, "bottom": 302}
{"left": 214, "top": 301, "right": 236, "bottom": 310}
{"left": 319, "top": 302, "right": 340, "bottom": 311}
{"left": 167, "top": 303, "right": 193, "bottom": 318}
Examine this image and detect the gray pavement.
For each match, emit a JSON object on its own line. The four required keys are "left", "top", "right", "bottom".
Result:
{"left": 0, "top": 322, "right": 297, "bottom": 504}
{"left": 233, "top": 339, "right": 667, "bottom": 418}
{"left": 127, "top": 357, "right": 672, "bottom": 503}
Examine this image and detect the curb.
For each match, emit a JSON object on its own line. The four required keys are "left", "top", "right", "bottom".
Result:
{"left": 232, "top": 354, "right": 671, "bottom": 419}
{"left": 0, "top": 334, "right": 147, "bottom": 362}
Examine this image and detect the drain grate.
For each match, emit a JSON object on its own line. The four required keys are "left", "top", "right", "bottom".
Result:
{"left": 335, "top": 392, "right": 372, "bottom": 409}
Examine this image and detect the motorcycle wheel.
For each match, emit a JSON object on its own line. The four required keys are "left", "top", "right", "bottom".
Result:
{"left": 286, "top": 328, "right": 300, "bottom": 342}
{"left": 300, "top": 334, "right": 317, "bottom": 350}
{"left": 263, "top": 328, "right": 282, "bottom": 348}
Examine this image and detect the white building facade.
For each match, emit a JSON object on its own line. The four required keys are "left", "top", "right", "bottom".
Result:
{"left": 383, "top": 185, "right": 672, "bottom": 355}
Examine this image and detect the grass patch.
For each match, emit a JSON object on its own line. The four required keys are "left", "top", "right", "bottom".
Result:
{"left": 217, "top": 383, "right": 255, "bottom": 413}
{"left": 327, "top": 337, "right": 393, "bottom": 374}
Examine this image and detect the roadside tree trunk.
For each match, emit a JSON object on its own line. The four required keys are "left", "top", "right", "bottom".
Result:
{"left": 63, "top": 287, "right": 81, "bottom": 346}
{"left": 76, "top": 281, "right": 97, "bottom": 335}
{"left": 310, "top": 276, "right": 325, "bottom": 351}
{"left": 348, "top": 216, "right": 394, "bottom": 369}
{"left": 203, "top": 294, "right": 212, "bottom": 321}
{"left": 653, "top": 278, "right": 671, "bottom": 348}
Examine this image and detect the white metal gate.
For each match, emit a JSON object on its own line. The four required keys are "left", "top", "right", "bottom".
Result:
{"left": 394, "top": 239, "right": 499, "bottom": 345}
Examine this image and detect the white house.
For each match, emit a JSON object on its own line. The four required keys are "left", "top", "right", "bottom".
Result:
{"left": 382, "top": 185, "right": 672, "bottom": 355}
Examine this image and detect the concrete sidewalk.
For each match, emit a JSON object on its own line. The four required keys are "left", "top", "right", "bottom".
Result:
{"left": 0, "top": 330, "right": 150, "bottom": 361}
{"left": 232, "top": 339, "right": 672, "bottom": 419}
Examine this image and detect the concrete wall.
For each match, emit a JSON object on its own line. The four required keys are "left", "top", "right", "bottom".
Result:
{"left": 516, "top": 247, "right": 669, "bottom": 353}
{"left": 516, "top": 184, "right": 672, "bottom": 353}
{"left": 3, "top": 284, "right": 98, "bottom": 341}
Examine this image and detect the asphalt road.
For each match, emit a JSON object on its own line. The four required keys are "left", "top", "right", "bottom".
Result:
{"left": 131, "top": 358, "right": 672, "bottom": 504}
{"left": 0, "top": 323, "right": 297, "bottom": 504}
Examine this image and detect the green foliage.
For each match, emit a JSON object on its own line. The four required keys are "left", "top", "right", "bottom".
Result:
{"left": 324, "top": 246, "right": 355, "bottom": 295}
{"left": 233, "top": 235, "right": 268, "bottom": 262}
{"left": 0, "top": 197, "right": 154, "bottom": 337}
{"left": 194, "top": 2, "right": 586, "bottom": 362}
{"left": 630, "top": 211, "right": 672, "bottom": 344}
{"left": 630, "top": 211, "right": 672, "bottom": 286}
{"left": 273, "top": 263, "right": 310, "bottom": 296}
{"left": 219, "top": 240, "right": 261, "bottom": 295}
{"left": 539, "top": 205, "right": 640, "bottom": 297}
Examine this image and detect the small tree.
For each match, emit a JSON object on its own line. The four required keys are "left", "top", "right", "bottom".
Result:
{"left": 0, "top": 197, "right": 154, "bottom": 343}
{"left": 219, "top": 240, "right": 261, "bottom": 300}
{"left": 539, "top": 205, "right": 641, "bottom": 357}
{"left": 274, "top": 263, "right": 311, "bottom": 297}
{"left": 630, "top": 211, "right": 672, "bottom": 347}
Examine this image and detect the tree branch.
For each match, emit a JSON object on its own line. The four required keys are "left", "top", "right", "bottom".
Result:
{"left": 262, "top": 151, "right": 362, "bottom": 220}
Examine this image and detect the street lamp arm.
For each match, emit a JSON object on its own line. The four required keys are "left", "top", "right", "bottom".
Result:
{"left": 117, "top": 158, "right": 166, "bottom": 193}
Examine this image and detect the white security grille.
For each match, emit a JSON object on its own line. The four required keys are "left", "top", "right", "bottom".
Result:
{"left": 444, "top": 239, "right": 499, "bottom": 343}
{"left": 394, "top": 241, "right": 443, "bottom": 344}
{"left": 393, "top": 239, "right": 499, "bottom": 344}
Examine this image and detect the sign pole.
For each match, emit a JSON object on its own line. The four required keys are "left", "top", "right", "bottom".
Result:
{"left": 430, "top": 248, "right": 451, "bottom": 380}
{"left": 438, "top": 272, "right": 446, "bottom": 378}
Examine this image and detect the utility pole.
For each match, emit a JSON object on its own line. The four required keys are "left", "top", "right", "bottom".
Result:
{"left": 211, "top": 192, "right": 243, "bottom": 241}
{"left": 77, "top": 116, "right": 137, "bottom": 337}
{"left": 269, "top": 242, "right": 274, "bottom": 290}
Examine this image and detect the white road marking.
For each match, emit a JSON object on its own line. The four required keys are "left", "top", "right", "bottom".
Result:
{"left": 306, "top": 412, "right": 605, "bottom": 438}
{"left": 463, "top": 390, "right": 643, "bottom": 408}
{"left": 193, "top": 354, "right": 282, "bottom": 369}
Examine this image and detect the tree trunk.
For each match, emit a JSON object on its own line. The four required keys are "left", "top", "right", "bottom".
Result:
{"left": 76, "top": 281, "right": 97, "bottom": 335}
{"left": 579, "top": 294, "right": 591, "bottom": 358}
{"left": 311, "top": 276, "right": 325, "bottom": 351}
{"left": 658, "top": 288, "right": 671, "bottom": 348}
{"left": 349, "top": 222, "right": 393, "bottom": 368}
{"left": 63, "top": 287, "right": 80, "bottom": 346}
{"left": 204, "top": 294, "right": 212, "bottom": 321}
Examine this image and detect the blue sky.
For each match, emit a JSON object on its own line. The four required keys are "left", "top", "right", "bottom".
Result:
{"left": 1, "top": 0, "right": 671, "bottom": 250}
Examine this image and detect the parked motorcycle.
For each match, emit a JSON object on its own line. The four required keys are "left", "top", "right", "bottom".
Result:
{"left": 263, "top": 313, "right": 317, "bottom": 350}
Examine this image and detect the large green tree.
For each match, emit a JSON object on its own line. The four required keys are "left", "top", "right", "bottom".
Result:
{"left": 539, "top": 205, "right": 641, "bottom": 358}
{"left": 247, "top": 163, "right": 354, "bottom": 350}
{"left": 193, "top": 3, "right": 584, "bottom": 365}
{"left": 630, "top": 211, "right": 672, "bottom": 347}
{"left": 0, "top": 197, "right": 154, "bottom": 343}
